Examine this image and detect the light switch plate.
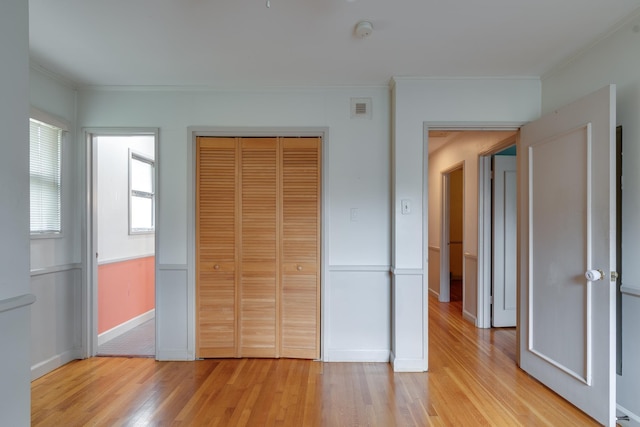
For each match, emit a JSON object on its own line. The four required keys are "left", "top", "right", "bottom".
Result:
{"left": 401, "top": 199, "right": 411, "bottom": 215}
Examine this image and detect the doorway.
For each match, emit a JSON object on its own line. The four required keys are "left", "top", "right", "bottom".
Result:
{"left": 86, "top": 130, "right": 158, "bottom": 357}
{"left": 449, "top": 167, "right": 464, "bottom": 305}
{"left": 439, "top": 164, "right": 464, "bottom": 310}
{"left": 429, "top": 129, "right": 517, "bottom": 325}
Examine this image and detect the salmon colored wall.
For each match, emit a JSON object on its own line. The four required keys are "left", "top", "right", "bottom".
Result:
{"left": 98, "top": 256, "right": 155, "bottom": 334}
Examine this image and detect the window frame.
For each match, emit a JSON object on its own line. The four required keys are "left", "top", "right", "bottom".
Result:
{"left": 128, "top": 149, "right": 156, "bottom": 235}
{"left": 29, "top": 108, "right": 67, "bottom": 239}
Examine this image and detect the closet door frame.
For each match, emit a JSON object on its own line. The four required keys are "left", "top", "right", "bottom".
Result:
{"left": 188, "top": 127, "right": 329, "bottom": 361}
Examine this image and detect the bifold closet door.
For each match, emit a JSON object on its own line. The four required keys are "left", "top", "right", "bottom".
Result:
{"left": 196, "top": 136, "right": 320, "bottom": 360}
{"left": 280, "top": 137, "right": 321, "bottom": 359}
{"left": 196, "top": 137, "right": 238, "bottom": 358}
{"left": 239, "top": 138, "right": 278, "bottom": 357}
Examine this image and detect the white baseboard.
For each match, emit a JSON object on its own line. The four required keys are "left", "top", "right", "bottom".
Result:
{"left": 428, "top": 288, "right": 439, "bottom": 298}
{"left": 31, "top": 347, "right": 82, "bottom": 380}
{"left": 156, "top": 349, "right": 194, "bottom": 361}
{"left": 390, "top": 351, "right": 427, "bottom": 372}
{"left": 326, "top": 349, "right": 389, "bottom": 362}
{"left": 618, "top": 404, "right": 640, "bottom": 427}
{"left": 98, "top": 309, "right": 155, "bottom": 346}
{"left": 462, "top": 309, "right": 476, "bottom": 325}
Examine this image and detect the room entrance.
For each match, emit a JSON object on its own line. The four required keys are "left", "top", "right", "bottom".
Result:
{"left": 85, "top": 129, "right": 158, "bottom": 358}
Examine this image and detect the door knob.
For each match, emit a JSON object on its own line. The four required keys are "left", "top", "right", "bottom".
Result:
{"left": 585, "top": 269, "right": 604, "bottom": 281}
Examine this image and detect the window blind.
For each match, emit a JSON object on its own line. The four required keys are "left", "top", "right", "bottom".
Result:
{"left": 30, "top": 118, "right": 62, "bottom": 234}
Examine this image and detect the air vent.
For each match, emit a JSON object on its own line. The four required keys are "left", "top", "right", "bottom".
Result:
{"left": 350, "top": 97, "right": 372, "bottom": 119}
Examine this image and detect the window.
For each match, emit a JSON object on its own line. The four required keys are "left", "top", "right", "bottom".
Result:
{"left": 129, "top": 150, "right": 155, "bottom": 234}
{"left": 30, "top": 118, "right": 62, "bottom": 236}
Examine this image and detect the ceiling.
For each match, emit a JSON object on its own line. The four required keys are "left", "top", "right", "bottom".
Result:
{"left": 29, "top": 0, "right": 640, "bottom": 88}
{"left": 427, "top": 130, "right": 516, "bottom": 154}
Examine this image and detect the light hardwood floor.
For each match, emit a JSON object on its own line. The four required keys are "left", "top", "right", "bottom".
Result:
{"left": 31, "top": 296, "right": 599, "bottom": 426}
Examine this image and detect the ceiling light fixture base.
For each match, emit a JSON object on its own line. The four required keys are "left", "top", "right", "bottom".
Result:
{"left": 354, "top": 21, "right": 373, "bottom": 38}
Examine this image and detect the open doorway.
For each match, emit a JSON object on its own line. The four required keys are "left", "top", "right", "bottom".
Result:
{"left": 439, "top": 164, "right": 464, "bottom": 310}
{"left": 449, "top": 167, "right": 464, "bottom": 305}
{"left": 88, "top": 130, "right": 158, "bottom": 357}
{"left": 428, "top": 129, "right": 517, "bottom": 325}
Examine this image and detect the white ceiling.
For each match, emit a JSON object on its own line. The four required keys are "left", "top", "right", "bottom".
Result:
{"left": 29, "top": 0, "right": 640, "bottom": 88}
{"left": 427, "top": 130, "right": 516, "bottom": 153}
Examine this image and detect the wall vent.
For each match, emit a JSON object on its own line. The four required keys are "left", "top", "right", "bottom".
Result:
{"left": 350, "top": 97, "right": 372, "bottom": 119}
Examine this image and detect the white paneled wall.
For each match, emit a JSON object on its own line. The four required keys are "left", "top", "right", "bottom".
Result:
{"left": 390, "top": 77, "right": 540, "bottom": 371}
{"left": 156, "top": 268, "right": 191, "bottom": 360}
{"left": 463, "top": 254, "right": 477, "bottom": 324}
{"left": 29, "top": 68, "right": 80, "bottom": 379}
{"left": 327, "top": 269, "right": 390, "bottom": 362}
{"left": 30, "top": 268, "right": 82, "bottom": 379}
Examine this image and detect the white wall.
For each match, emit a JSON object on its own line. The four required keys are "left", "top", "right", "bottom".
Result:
{"left": 390, "top": 77, "right": 540, "bottom": 371}
{"left": 97, "top": 136, "right": 154, "bottom": 263}
{"left": 29, "top": 67, "right": 82, "bottom": 379}
{"left": 0, "top": 0, "right": 32, "bottom": 424}
{"left": 30, "top": 69, "right": 79, "bottom": 268}
{"left": 77, "top": 87, "right": 391, "bottom": 362}
{"left": 541, "top": 13, "right": 640, "bottom": 422}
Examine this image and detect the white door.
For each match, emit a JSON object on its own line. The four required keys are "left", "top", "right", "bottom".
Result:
{"left": 519, "top": 85, "right": 617, "bottom": 426}
{"left": 492, "top": 155, "right": 516, "bottom": 327}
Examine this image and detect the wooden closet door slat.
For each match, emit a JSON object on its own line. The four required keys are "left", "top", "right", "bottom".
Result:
{"left": 196, "top": 137, "right": 238, "bottom": 358}
{"left": 280, "top": 137, "right": 321, "bottom": 359}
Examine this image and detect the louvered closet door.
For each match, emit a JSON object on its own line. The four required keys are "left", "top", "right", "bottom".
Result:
{"left": 196, "top": 137, "right": 238, "bottom": 358}
{"left": 280, "top": 137, "right": 321, "bottom": 359}
{"left": 240, "top": 138, "right": 278, "bottom": 357}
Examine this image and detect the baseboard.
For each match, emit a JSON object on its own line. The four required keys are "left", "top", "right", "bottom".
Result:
{"left": 326, "top": 349, "right": 390, "bottom": 362}
{"left": 618, "top": 404, "right": 640, "bottom": 427}
{"left": 31, "top": 347, "right": 82, "bottom": 380}
{"left": 389, "top": 351, "right": 427, "bottom": 372}
{"left": 156, "top": 349, "right": 194, "bottom": 361}
{"left": 462, "top": 309, "right": 476, "bottom": 325}
{"left": 98, "top": 309, "right": 155, "bottom": 346}
{"left": 428, "top": 288, "right": 439, "bottom": 298}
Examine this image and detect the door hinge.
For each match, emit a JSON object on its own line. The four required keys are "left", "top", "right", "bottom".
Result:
{"left": 611, "top": 271, "right": 619, "bottom": 282}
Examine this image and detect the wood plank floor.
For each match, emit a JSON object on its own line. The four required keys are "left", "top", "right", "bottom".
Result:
{"left": 31, "top": 296, "right": 599, "bottom": 426}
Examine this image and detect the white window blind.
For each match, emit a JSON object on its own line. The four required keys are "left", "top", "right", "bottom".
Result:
{"left": 30, "top": 118, "right": 62, "bottom": 235}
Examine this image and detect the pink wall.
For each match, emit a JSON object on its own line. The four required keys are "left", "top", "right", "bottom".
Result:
{"left": 98, "top": 256, "right": 155, "bottom": 334}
